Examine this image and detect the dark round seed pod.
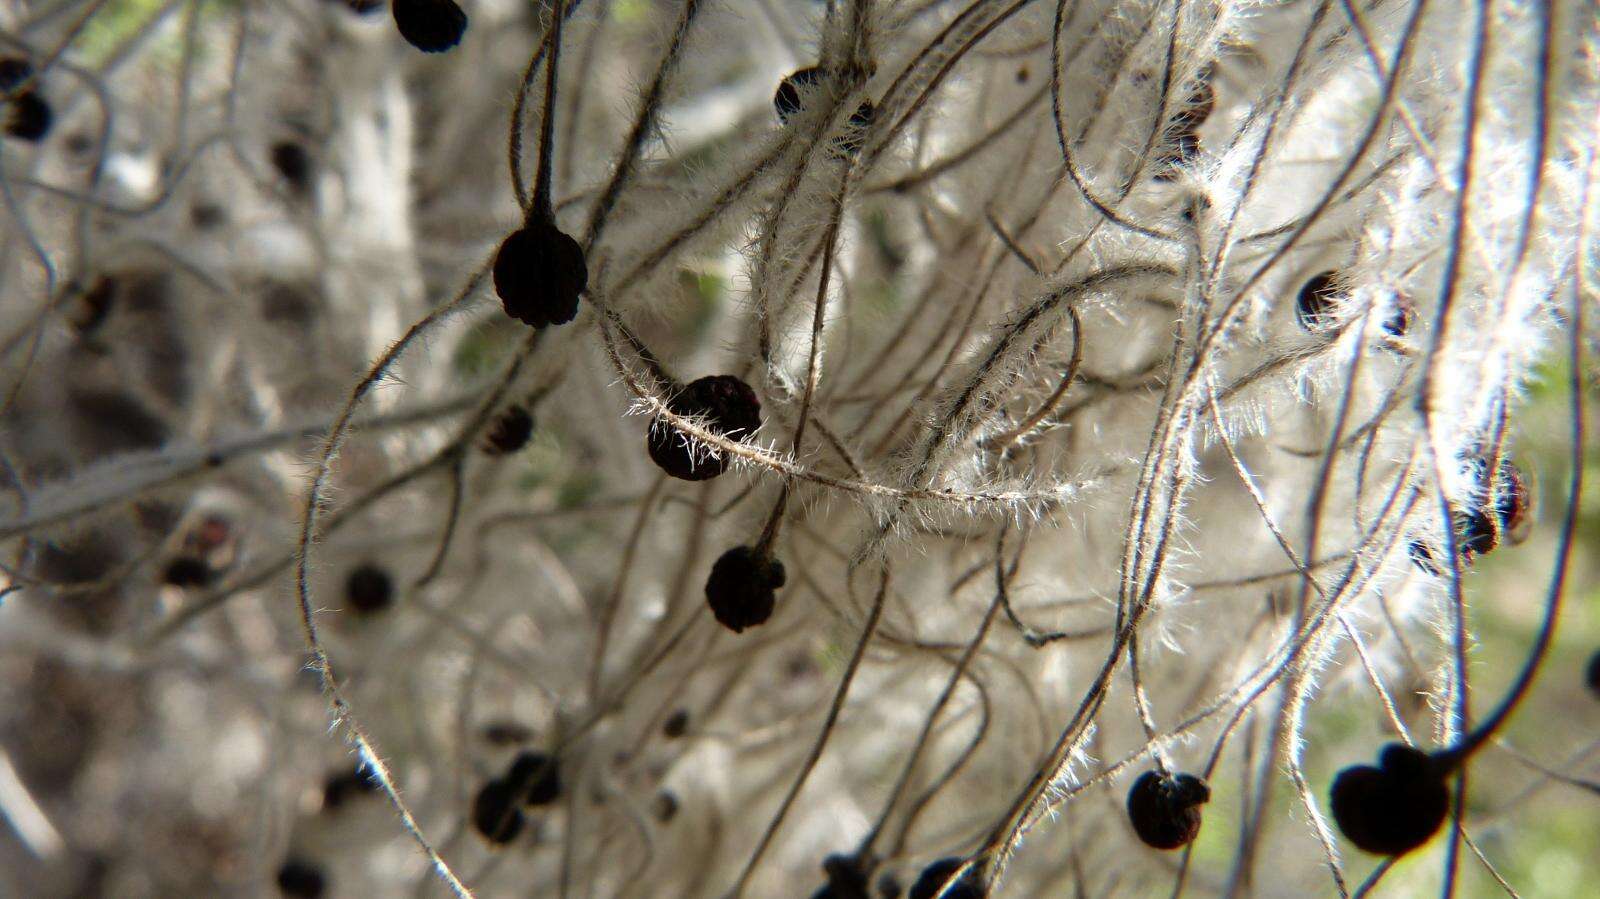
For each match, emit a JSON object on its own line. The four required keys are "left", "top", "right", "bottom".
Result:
{"left": 276, "top": 858, "right": 326, "bottom": 898}
{"left": 271, "top": 142, "right": 313, "bottom": 194}
{"left": 392, "top": 0, "right": 467, "bottom": 53}
{"left": 876, "top": 873, "right": 903, "bottom": 899}
{"left": 704, "top": 545, "right": 786, "bottom": 634}
{"left": 1126, "top": 770, "right": 1210, "bottom": 850}
{"left": 653, "top": 790, "right": 679, "bottom": 822}
{"left": 1295, "top": 271, "right": 1344, "bottom": 332}
{"left": 908, "top": 858, "right": 980, "bottom": 899}
{"left": 163, "top": 556, "right": 214, "bottom": 588}
{"left": 1586, "top": 648, "right": 1600, "bottom": 700}
{"left": 1329, "top": 743, "right": 1450, "bottom": 856}
{"left": 345, "top": 563, "right": 394, "bottom": 614}
{"left": 470, "top": 778, "right": 526, "bottom": 844}
{"left": 482, "top": 405, "right": 534, "bottom": 455}
{"left": 506, "top": 750, "right": 561, "bottom": 806}
{"left": 775, "top": 66, "right": 825, "bottom": 123}
{"left": 831, "top": 101, "right": 875, "bottom": 157}
{"left": 493, "top": 219, "right": 587, "bottom": 328}
{"left": 661, "top": 708, "right": 689, "bottom": 738}
{"left": 646, "top": 375, "right": 762, "bottom": 481}
{"left": 4, "top": 90, "right": 52, "bottom": 142}
{"left": 0, "top": 57, "right": 32, "bottom": 92}
{"left": 322, "top": 766, "right": 380, "bottom": 810}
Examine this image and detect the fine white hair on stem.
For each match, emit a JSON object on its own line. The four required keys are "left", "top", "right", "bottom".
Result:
{"left": 0, "top": 0, "right": 1595, "bottom": 896}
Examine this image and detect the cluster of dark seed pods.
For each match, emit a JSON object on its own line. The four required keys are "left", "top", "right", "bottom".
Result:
{"left": 646, "top": 374, "right": 763, "bottom": 481}
{"left": 470, "top": 750, "right": 562, "bottom": 845}
{"left": 392, "top": 0, "right": 467, "bottom": 53}
{"left": 1126, "top": 770, "right": 1211, "bottom": 850}
{"left": 907, "top": 857, "right": 981, "bottom": 899}
{"left": 1, "top": 56, "right": 51, "bottom": 142}
{"left": 704, "top": 545, "right": 786, "bottom": 633}
{"left": 1329, "top": 743, "right": 1451, "bottom": 856}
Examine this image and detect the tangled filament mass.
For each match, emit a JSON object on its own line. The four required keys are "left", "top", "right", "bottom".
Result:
{"left": 0, "top": 1, "right": 1596, "bottom": 897}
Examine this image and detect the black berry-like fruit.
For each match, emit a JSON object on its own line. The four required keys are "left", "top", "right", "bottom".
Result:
{"left": 1127, "top": 770, "right": 1210, "bottom": 849}
{"left": 1296, "top": 271, "right": 1344, "bottom": 332}
{"left": 345, "top": 563, "right": 394, "bottom": 614}
{"left": 4, "top": 90, "right": 52, "bottom": 141}
{"left": 704, "top": 545, "right": 785, "bottom": 633}
{"left": 392, "top": 0, "right": 467, "bottom": 52}
{"left": 662, "top": 708, "right": 689, "bottom": 738}
{"left": 1586, "top": 648, "right": 1600, "bottom": 700}
{"left": 276, "top": 858, "right": 326, "bottom": 898}
{"left": 482, "top": 405, "right": 534, "bottom": 455}
{"left": 322, "top": 766, "right": 381, "bottom": 810}
{"left": 271, "top": 142, "right": 313, "bottom": 194}
{"left": 775, "top": 66, "right": 825, "bottom": 123}
{"left": 811, "top": 853, "right": 872, "bottom": 899}
{"left": 877, "top": 873, "right": 903, "bottom": 899}
{"left": 493, "top": 219, "right": 587, "bottom": 328}
{"left": 506, "top": 750, "right": 561, "bottom": 806}
{"left": 646, "top": 375, "right": 762, "bottom": 481}
{"left": 908, "top": 858, "right": 980, "bottom": 899}
{"left": 162, "top": 556, "right": 213, "bottom": 588}
{"left": 1329, "top": 743, "right": 1450, "bottom": 856}
{"left": 471, "top": 778, "right": 526, "bottom": 844}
